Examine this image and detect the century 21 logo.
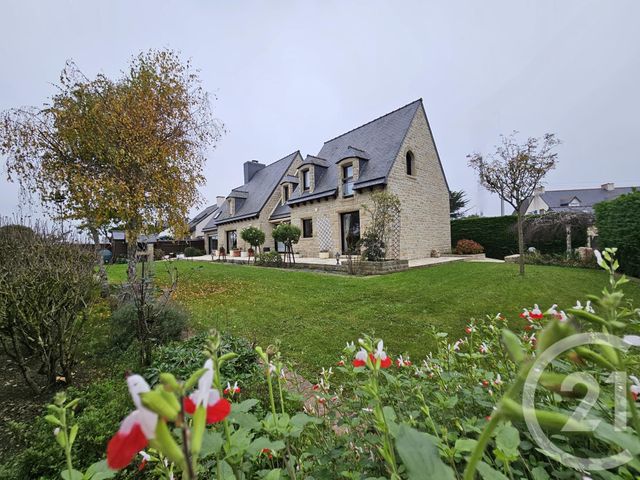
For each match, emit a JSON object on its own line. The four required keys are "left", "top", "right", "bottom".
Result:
{"left": 522, "top": 333, "right": 634, "bottom": 471}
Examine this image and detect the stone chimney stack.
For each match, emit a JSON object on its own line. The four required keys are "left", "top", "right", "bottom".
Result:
{"left": 216, "top": 196, "right": 226, "bottom": 207}
{"left": 601, "top": 182, "right": 615, "bottom": 191}
{"left": 244, "top": 160, "right": 266, "bottom": 183}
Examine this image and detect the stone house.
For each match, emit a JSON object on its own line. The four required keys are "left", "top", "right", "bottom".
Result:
{"left": 207, "top": 99, "right": 450, "bottom": 259}
{"left": 522, "top": 183, "right": 638, "bottom": 215}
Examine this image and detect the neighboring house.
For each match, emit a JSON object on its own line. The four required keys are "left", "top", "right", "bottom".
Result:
{"left": 208, "top": 99, "right": 451, "bottom": 259}
{"left": 523, "top": 183, "right": 637, "bottom": 215}
{"left": 203, "top": 151, "right": 304, "bottom": 254}
{"left": 189, "top": 196, "right": 225, "bottom": 241}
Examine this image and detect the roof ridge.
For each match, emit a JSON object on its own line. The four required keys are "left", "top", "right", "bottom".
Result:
{"left": 323, "top": 99, "right": 422, "bottom": 144}
{"left": 543, "top": 185, "right": 638, "bottom": 193}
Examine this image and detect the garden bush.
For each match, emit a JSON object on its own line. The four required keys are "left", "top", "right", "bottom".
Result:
{"left": 595, "top": 189, "right": 640, "bottom": 277}
{"left": 454, "top": 238, "right": 484, "bottom": 254}
{"left": 184, "top": 246, "right": 205, "bottom": 257}
{"left": 524, "top": 251, "right": 598, "bottom": 269}
{"left": 110, "top": 301, "right": 187, "bottom": 349}
{"left": 451, "top": 215, "right": 588, "bottom": 259}
{"left": 255, "top": 251, "right": 283, "bottom": 267}
{"left": 153, "top": 247, "right": 165, "bottom": 261}
{"left": 0, "top": 220, "right": 99, "bottom": 391}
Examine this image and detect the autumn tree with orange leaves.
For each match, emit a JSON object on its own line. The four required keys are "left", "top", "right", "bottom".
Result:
{"left": 1, "top": 49, "right": 223, "bottom": 284}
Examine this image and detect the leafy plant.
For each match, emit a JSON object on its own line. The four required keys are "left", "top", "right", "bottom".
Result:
{"left": 455, "top": 239, "right": 484, "bottom": 254}
{"left": 255, "top": 252, "right": 283, "bottom": 268}
{"left": 272, "top": 224, "right": 300, "bottom": 265}
{"left": 240, "top": 227, "right": 266, "bottom": 261}
{"left": 361, "top": 191, "right": 401, "bottom": 261}
{"left": 110, "top": 301, "right": 187, "bottom": 349}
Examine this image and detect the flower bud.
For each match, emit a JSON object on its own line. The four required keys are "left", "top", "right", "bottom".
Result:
{"left": 502, "top": 329, "right": 525, "bottom": 363}
{"left": 150, "top": 420, "right": 185, "bottom": 470}
{"left": 140, "top": 390, "right": 179, "bottom": 421}
{"left": 159, "top": 373, "right": 180, "bottom": 392}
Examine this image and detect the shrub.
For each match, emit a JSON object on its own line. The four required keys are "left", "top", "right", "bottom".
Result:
{"left": 240, "top": 226, "right": 266, "bottom": 255}
{"left": 595, "top": 189, "right": 640, "bottom": 277}
{"left": 255, "top": 251, "right": 283, "bottom": 267}
{"left": 184, "top": 246, "right": 204, "bottom": 257}
{"left": 110, "top": 301, "right": 187, "bottom": 349}
{"left": 153, "top": 247, "right": 165, "bottom": 260}
{"left": 0, "top": 220, "right": 99, "bottom": 391}
{"left": 454, "top": 238, "right": 484, "bottom": 254}
{"left": 451, "top": 215, "right": 588, "bottom": 259}
{"left": 524, "top": 251, "right": 598, "bottom": 269}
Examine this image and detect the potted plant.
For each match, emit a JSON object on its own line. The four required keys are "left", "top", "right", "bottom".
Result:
{"left": 218, "top": 246, "right": 226, "bottom": 261}
{"left": 240, "top": 249, "right": 249, "bottom": 258}
{"left": 247, "top": 247, "right": 255, "bottom": 259}
{"left": 232, "top": 248, "right": 241, "bottom": 257}
{"left": 319, "top": 249, "right": 330, "bottom": 259}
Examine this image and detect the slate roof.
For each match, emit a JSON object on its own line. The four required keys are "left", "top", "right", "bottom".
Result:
{"left": 288, "top": 99, "right": 423, "bottom": 204}
{"left": 526, "top": 186, "right": 638, "bottom": 213}
{"left": 188, "top": 204, "right": 218, "bottom": 231}
{"left": 214, "top": 151, "right": 300, "bottom": 225}
{"left": 202, "top": 206, "right": 224, "bottom": 232}
{"left": 269, "top": 202, "right": 291, "bottom": 220}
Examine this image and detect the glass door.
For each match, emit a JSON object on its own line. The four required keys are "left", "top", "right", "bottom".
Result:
{"left": 340, "top": 211, "right": 360, "bottom": 254}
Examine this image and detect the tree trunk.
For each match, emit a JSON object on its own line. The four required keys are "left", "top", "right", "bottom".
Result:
{"left": 566, "top": 224, "right": 572, "bottom": 257}
{"left": 127, "top": 236, "right": 138, "bottom": 284}
{"left": 517, "top": 211, "right": 525, "bottom": 276}
{"left": 90, "top": 227, "right": 110, "bottom": 297}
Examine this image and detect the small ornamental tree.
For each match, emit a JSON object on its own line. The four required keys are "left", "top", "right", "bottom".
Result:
{"left": 361, "top": 191, "right": 401, "bottom": 261}
{"left": 240, "top": 226, "right": 266, "bottom": 261}
{"left": 272, "top": 223, "right": 301, "bottom": 265}
{"left": 468, "top": 131, "right": 560, "bottom": 275}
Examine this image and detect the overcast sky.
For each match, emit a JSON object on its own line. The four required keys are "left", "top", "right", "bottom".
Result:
{"left": 1, "top": 0, "right": 639, "bottom": 221}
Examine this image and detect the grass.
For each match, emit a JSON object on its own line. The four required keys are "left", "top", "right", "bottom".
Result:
{"left": 107, "top": 260, "right": 640, "bottom": 375}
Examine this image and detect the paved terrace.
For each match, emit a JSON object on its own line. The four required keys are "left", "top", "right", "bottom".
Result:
{"left": 181, "top": 252, "right": 501, "bottom": 273}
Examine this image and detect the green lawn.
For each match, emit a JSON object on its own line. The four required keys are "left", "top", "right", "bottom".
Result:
{"left": 107, "top": 261, "right": 640, "bottom": 374}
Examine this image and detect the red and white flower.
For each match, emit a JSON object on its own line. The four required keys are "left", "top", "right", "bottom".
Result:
{"left": 107, "top": 375, "right": 158, "bottom": 470}
{"left": 493, "top": 374, "right": 503, "bottom": 386}
{"left": 573, "top": 300, "right": 595, "bottom": 313}
{"left": 224, "top": 381, "right": 241, "bottom": 396}
{"left": 494, "top": 313, "right": 506, "bottom": 321}
{"left": 519, "top": 308, "right": 530, "bottom": 319}
{"left": 337, "top": 360, "right": 345, "bottom": 367}
{"left": 453, "top": 338, "right": 465, "bottom": 351}
{"left": 138, "top": 450, "right": 151, "bottom": 471}
{"left": 555, "top": 310, "right": 568, "bottom": 322}
{"left": 465, "top": 323, "right": 476, "bottom": 334}
{"left": 630, "top": 376, "right": 640, "bottom": 401}
{"left": 396, "top": 355, "right": 412, "bottom": 367}
{"left": 373, "top": 340, "right": 392, "bottom": 368}
{"left": 530, "top": 304, "right": 544, "bottom": 320}
{"left": 183, "top": 359, "right": 231, "bottom": 424}
{"left": 479, "top": 342, "right": 490, "bottom": 354}
{"left": 546, "top": 304, "right": 559, "bottom": 316}
{"left": 352, "top": 348, "right": 368, "bottom": 367}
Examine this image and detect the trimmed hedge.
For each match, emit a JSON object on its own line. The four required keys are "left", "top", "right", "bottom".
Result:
{"left": 595, "top": 190, "right": 640, "bottom": 277}
{"left": 451, "top": 215, "right": 587, "bottom": 259}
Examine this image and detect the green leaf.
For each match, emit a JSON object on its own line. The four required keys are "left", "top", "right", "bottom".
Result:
{"left": 228, "top": 411, "right": 260, "bottom": 430}
{"left": 60, "top": 469, "right": 83, "bottom": 480}
{"left": 530, "top": 466, "right": 550, "bottom": 480}
{"left": 263, "top": 469, "right": 282, "bottom": 479}
{"left": 594, "top": 422, "right": 640, "bottom": 455}
{"left": 494, "top": 422, "right": 520, "bottom": 458}
{"left": 476, "top": 461, "right": 509, "bottom": 480}
{"left": 184, "top": 367, "right": 207, "bottom": 392}
{"left": 395, "top": 424, "right": 455, "bottom": 480}
{"left": 454, "top": 438, "right": 478, "bottom": 454}
{"left": 232, "top": 398, "right": 259, "bottom": 413}
{"left": 247, "top": 437, "right": 286, "bottom": 457}
{"left": 68, "top": 424, "right": 79, "bottom": 447}
{"left": 45, "top": 414, "right": 62, "bottom": 426}
{"left": 200, "top": 429, "right": 224, "bottom": 458}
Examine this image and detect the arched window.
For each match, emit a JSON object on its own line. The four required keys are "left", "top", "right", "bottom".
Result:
{"left": 406, "top": 151, "right": 415, "bottom": 176}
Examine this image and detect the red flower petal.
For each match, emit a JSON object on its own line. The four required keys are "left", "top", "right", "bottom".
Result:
{"left": 380, "top": 357, "right": 392, "bottom": 369}
{"left": 530, "top": 314, "right": 544, "bottom": 320}
{"left": 352, "top": 359, "right": 366, "bottom": 367}
{"left": 206, "top": 398, "right": 231, "bottom": 424}
{"left": 107, "top": 423, "right": 148, "bottom": 470}
{"left": 183, "top": 396, "right": 196, "bottom": 415}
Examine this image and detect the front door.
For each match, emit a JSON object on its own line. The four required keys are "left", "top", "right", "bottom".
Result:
{"left": 340, "top": 211, "right": 360, "bottom": 254}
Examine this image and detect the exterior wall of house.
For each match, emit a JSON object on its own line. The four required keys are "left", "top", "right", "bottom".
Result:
{"left": 192, "top": 210, "right": 217, "bottom": 239}
{"left": 289, "top": 104, "right": 450, "bottom": 260}
{"left": 215, "top": 154, "right": 303, "bottom": 254}
{"left": 525, "top": 195, "right": 550, "bottom": 214}
{"left": 386, "top": 103, "right": 451, "bottom": 259}
{"left": 289, "top": 187, "right": 378, "bottom": 257}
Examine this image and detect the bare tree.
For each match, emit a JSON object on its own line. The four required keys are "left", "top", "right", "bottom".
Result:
{"left": 468, "top": 132, "right": 560, "bottom": 275}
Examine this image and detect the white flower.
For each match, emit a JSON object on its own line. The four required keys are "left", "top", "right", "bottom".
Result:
{"left": 594, "top": 250, "right": 605, "bottom": 267}
{"left": 453, "top": 338, "right": 465, "bottom": 351}
{"left": 624, "top": 335, "right": 640, "bottom": 347}
{"left": 53, "top": 427, "right": 60, "bottom": 437}
{"left": 268, "top": 363, "right": 277, "bottom": 375}
{"left": 479, "top": 342, "right": 490, "bottom": 354}
{"left": 373, "top": 340, "right": 388, "bottom": 361}
{"left": 546, "top": 304, "right": 558, "bottom": 316}
{"left": 139, "top": 450, "right": 151, "bottom": 462}
{"left": 585, "top": 301, "right": 595, "bottom": 313}
{"left": 494, "top": 374, "right": 503, "bottom": 386}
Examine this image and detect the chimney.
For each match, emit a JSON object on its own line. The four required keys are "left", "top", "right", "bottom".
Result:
{"left": 244, "top": 160, "right": 265, "bottom": 183}
{"left": 601, "top": 182, "right": 615, "bottom": 191}
{"left": 216, "top": 195, "right": 225, "bottom": 207}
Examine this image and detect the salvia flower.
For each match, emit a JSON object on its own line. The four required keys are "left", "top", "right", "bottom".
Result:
{"left": 183, "top": 359, "right": 231, "bottom": 424}
{"left": 224, "top": 381, "right": 241, "bottom": 396}
{"left": 530, "top": 304, "right": 544, "bottom": 320}
{"left": 630, "top": 375, "right": 640, "bottom": 401}
{"left": 396, "top": 355, "right": 411, "bottom": 367}
{"left": 465, "top": 323, "right": 476, "bottom": 334}
{"left": 107, "top": 375, "right": 158, "bottom": 470}
{"left": 572, "top": 300, "right": 595, "bottom": 314}
{"left": 519, "top": 308, "right": 530, "bottom": 319}
{"left": 373, "top": 340, "right": 392, "bottom": 368}
{"left": 494, "top": 374, "right": 503, "bottom": 386}
{"left": 453, "top": 338, "right": 465, "bottom": 351}
{"left": 546, "top": 304, "right": 559, "bottom": 316}
{"left": 352, "top": 348, "right": 368, "bottom": 367}
{"left": 138, "top": 450, "right": 151, "bottom": 471}
{"left": 479, "top": 342, "right": 490, "bottom": 354}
